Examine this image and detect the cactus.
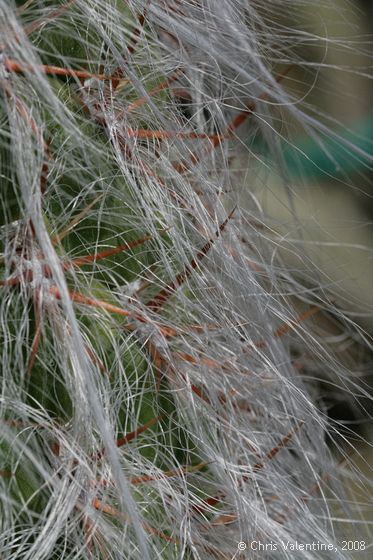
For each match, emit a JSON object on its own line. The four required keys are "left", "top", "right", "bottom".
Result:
{"left": 0, "top": 1, "right": 372, "bottom": 559}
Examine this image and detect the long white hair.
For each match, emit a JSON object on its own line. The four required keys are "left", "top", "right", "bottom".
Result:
{"left": 0, "top": 1, "right": 372, "bottom": 558}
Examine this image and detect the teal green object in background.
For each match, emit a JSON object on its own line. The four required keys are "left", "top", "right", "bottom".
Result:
{"left": 283, "top": 118, "right": 373, "bottom": 180}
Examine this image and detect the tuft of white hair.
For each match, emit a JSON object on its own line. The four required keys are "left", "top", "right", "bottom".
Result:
{"left": 0, "top": 1, "right": 372, "bottom": 559}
